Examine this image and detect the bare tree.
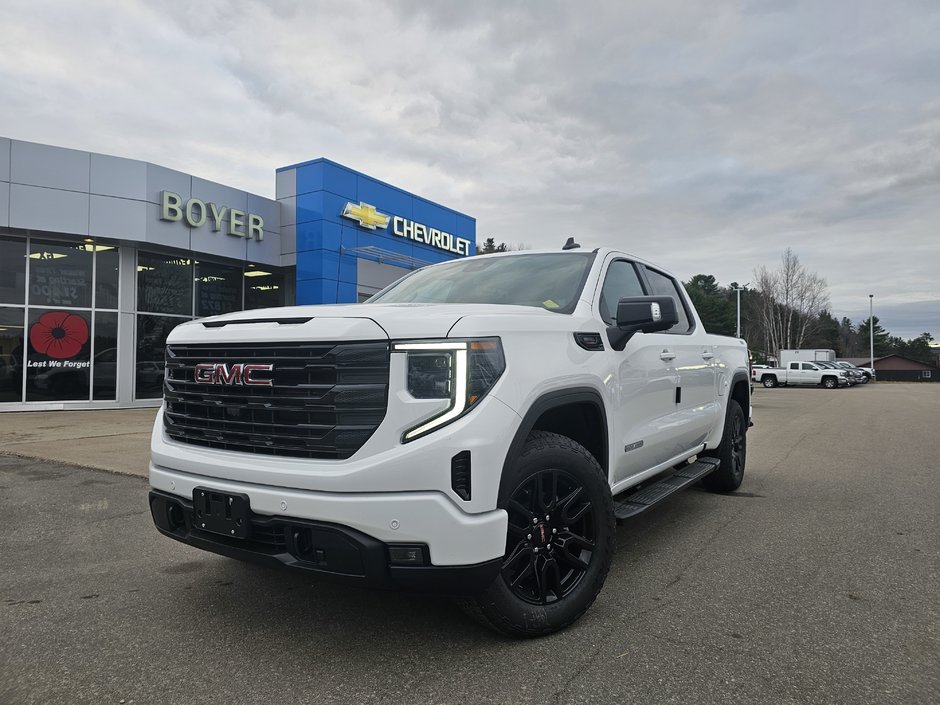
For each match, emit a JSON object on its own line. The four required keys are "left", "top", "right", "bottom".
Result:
{"left": 753, "top": 249, "right": 829, "bottom": 354}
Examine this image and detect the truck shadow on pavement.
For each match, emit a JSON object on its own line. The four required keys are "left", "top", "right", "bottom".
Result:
{"left": 159, "top": 486, "right": 741, "bottom": 647}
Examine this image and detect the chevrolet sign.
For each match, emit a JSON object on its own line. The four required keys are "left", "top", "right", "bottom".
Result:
{"left": 341, "top": 201, "right": 471, "bottom": 256}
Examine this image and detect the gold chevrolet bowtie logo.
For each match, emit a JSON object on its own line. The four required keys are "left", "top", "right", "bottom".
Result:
{"left": 342, "top": 201, "right": 390, "bottom": 230}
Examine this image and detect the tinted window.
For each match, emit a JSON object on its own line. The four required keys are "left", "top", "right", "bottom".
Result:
{"left": 93, "top": 311, "right": 118, "bottom": 400}
{"left": 0, "top": 235, "right": 26, "bottom": 305}
{"left": 136, "top": 314, "right": 184, "bottom": 399}
{"left": 643, "top": 267, "right": 691, "bottom": 333}
{"left": 137, "top": 252, "right": 193, "bottom": 315}
{"left": 195, "top": 261, "right": 243, "bottom": 317}
{"left": 245, "top": 266, "right": 288, "bottom": 309}
{"left": 802, "top": 363, "right": 815, "bottom": 370}
{"left": 29, "top": 240, "right": 94, "bottom": 308}
{"left": 0, "top": 306, "right": 25, "bottom": 402}
{"left": 95, "top": 246, "right": 120, "bottom": 309}
{"left": 371, "top": 253, "right": 595, "bottom": 313}
{"left": 599, "top": 260, "right": 645, "bottom": 323}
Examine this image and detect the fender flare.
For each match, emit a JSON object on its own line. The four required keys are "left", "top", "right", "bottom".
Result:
{"left": 499, "top": 387, "right": 609, "bottom": 496}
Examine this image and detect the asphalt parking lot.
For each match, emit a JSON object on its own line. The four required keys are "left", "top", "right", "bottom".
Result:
{"left": 1, "top": 384, "right": 938, "bottom": 704}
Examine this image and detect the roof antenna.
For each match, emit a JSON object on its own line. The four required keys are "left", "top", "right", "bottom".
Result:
{"left": 562, "top": 237, "right": 581, "bottom": 250}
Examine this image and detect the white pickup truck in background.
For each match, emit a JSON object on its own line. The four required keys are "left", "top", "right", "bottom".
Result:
{"left": 753, "top": 360, "right": 849, "bottom": 389}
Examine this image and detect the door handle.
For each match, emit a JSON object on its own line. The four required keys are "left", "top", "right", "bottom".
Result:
{"left": 659, "top": 350, "right": 676, "bottom": 362}
{"left": 702, "top": 351, "right": 715, "bottom": 360}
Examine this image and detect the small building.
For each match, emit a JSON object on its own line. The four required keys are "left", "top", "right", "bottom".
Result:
{"left": 839, "top": 355, "right": 937, "bottom": 382}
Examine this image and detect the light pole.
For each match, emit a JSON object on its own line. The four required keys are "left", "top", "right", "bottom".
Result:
{"left": 869, "top": 293, "right": 874, "bottom": 378}
{"left": 732, "top": 283, "right": 749, "bottom": 338}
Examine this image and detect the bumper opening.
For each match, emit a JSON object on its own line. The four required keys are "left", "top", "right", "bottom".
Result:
{"left": 149, "top": 490, "right": 499, "bottom": 593}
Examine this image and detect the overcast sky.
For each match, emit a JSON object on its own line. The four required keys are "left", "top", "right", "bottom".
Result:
{"left": 1, "top": 0, "right": 938, "bottom": 339}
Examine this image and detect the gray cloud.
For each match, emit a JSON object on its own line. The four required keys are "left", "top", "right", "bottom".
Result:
{"left": 0, "top": 0, "right": 937, "bottom": 338}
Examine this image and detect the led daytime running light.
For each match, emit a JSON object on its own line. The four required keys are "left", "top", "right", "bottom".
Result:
{"left": 402, "top": 348, "right": 468, "bottom": 440}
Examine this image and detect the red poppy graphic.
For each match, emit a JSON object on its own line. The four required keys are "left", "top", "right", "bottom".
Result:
{"left": 29, "top": 311, "right": 90, "bottom": 360}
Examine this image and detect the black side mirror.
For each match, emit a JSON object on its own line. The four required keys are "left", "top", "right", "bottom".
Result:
{"left": 606, "top": 296, "right": 679, "bottom": 350}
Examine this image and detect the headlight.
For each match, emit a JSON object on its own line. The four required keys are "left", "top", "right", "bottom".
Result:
{"left": 393, "top": 338, "right": 505, "bottom": 441}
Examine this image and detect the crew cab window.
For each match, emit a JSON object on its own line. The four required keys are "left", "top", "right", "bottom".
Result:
{"left": 599, "top": 260, "right": 645, "bottom": 323}
{"left": 642, "top": 267, "right": 692, "bottom": 333}
{"left": 802, "top": 363, "right": 815, "bottom": 370}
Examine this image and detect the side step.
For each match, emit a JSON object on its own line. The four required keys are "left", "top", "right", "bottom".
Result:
{"left": 613, "top": 457, "right": 720, "bottom": 523}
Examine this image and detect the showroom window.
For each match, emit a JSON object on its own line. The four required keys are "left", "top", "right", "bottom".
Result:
{"left": 133, "top": 252, "right": 294, "bottom": 399}
{"left": 195, "top": 260, "right": 243, "bottom": 317}
{"left": 0, "top": 306, "right": 25, "bottom": 403}
{"left": 137, "top": 251, "right": 193, "bottom": 316}
{"left": 0, "top": 230, "right": 120, "bottom": 404}
{"left": 245, "top": 264, "right": 291, "bottom": 309}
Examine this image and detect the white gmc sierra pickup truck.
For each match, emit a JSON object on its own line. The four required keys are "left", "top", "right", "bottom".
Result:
{"left": 149, "top": 246, "right": 751, "bottom": 637}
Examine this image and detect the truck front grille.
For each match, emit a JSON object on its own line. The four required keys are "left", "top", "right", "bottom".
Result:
{"left": 163, "top": 341, "right": 390, "bottom": 460}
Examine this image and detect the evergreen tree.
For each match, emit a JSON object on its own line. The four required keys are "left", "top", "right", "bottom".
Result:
{"left": 895, "top": 332, "right": 936, "bottom": 365}
{"left": 857, "top": 316, "right": 891, "bottom": 357}
{"left": 805, "top": 310, "right": 841, "bottom": 353}
{"left": 683, "top": 275, "right": 736, "bottom": 336}
{"left": 476, "top": 238, "right": 512, "bottom": 254}
{"left": 838, "top": 317, "right": 858, "bottom": 357}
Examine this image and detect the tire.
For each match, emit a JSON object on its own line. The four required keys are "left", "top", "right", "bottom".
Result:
{"left": 458, "top": 431, "right": 615, "bottom": 638}
{"left": 762, "top": 375, "right": 777, "bottom": 388}
{"left": 822, "top": 376, "right": 837, "bottom": 389}
{"left": 701, "top": 400, "right": 747, "bottom": 493}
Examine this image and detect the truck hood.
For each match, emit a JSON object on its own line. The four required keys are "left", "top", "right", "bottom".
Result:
{"left": 167, "top": 303, "right": 556, "bottom": 344}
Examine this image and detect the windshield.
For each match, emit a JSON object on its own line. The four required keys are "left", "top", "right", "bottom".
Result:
{"left": 369, "top": 253, "right": 596, "bottom": 313}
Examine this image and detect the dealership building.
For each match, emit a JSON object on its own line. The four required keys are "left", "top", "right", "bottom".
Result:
{"left": 0, "top": 137, "right": 475, "bottom": 410}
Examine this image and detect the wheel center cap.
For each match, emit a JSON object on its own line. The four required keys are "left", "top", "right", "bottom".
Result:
{"left": 535, "top": 522, "right": 549, "bottom": 546}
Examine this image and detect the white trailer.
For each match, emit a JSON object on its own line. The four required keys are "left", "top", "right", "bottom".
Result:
{"left": 779, "top": 349, "right": 836, "bottom": 366}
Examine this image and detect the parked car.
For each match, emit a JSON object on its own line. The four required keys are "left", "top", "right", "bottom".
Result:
{"left": 834, "top": 361, "right": 872, "bottom": 382}
{"left": 814, "top": 360, "right": 861, "bottom": 385}
{"left": 752, "top": 361, "right": 848, "bottom": 389}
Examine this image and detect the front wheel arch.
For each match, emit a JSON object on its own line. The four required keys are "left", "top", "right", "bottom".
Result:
{"left": 500, "top": 388, "right": 609, "bottom": 497}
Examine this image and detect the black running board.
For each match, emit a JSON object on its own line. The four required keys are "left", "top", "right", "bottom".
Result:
{"left": 613, "top": 457, "right": 720, "bottom": 523}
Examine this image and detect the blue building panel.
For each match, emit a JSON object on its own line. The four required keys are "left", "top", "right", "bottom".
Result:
{"left": 296, "top": 277, "right": 340, "bottom": 305}
{"left": 338, "top": 253, "right": 357, "bottom": 284}
{"left": 412, "top": 198, "right": 458, "bottom": 236}
{"left": 295, "top": 159, "right": 358, "bottom": 199}
{"left": 336, "top": 281, "right": 357, "bottom": 302}
{"left": 357, "top": 176, "right": 414, "bottom": 221}
{"left": 280, "top": 157, "right": 476, "bottom": 305}
{"left": 296, "top": 247, "right": 341, "bottom": 282}
{"left": 296, "top": 220, "right": 342, "bottom": 252}
{"left": 296, "top": 190, "right": 349, "bottom": 226}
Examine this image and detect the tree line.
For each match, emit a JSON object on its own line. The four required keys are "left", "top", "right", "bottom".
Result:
{"left": 472, "top": 241, "right": 935, "bottom": 365}
{"left": 684, "top": 249, "right": 936, "bottom": 365}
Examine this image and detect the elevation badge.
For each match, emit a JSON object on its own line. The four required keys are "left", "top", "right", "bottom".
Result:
{"left": 342, "top": 201, "right": 390, "bottom": 230}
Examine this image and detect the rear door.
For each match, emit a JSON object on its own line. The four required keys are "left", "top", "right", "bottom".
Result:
{"left": 641, "top": 265, "right": 720, "bottom": 450}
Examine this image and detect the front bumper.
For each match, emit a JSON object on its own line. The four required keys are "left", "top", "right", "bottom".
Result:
{"left": 150, "top": 489, "right": 501, "bottom": 593}
{"left": 149, "top": 464, "right": 508, "bottom": 567}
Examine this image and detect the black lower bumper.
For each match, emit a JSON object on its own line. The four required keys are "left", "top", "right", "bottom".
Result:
{"left": 149, "top": 490, "right": 501, "bottom": 594}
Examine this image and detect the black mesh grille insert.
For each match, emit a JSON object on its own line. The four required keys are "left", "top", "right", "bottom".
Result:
{"left": 163, "top": 341, "right": 389, "bottom": 459}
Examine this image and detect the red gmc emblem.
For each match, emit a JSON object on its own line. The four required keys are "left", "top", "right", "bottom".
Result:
{"left": 194, "top": 363, "right": 274, "bottom": 386}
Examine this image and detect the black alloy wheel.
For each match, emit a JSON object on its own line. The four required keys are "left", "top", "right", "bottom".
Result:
{"left": 728, "top": 408, "right": 746, "bottom": 484}
{"left": 457, "top": 431, "right": 614, "bottom": 637}
{"left": 501, "top": 469, "right": 595, "bottom": 605}
{"left": 702, "top": 400, "right": 747, "bottom": 493}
